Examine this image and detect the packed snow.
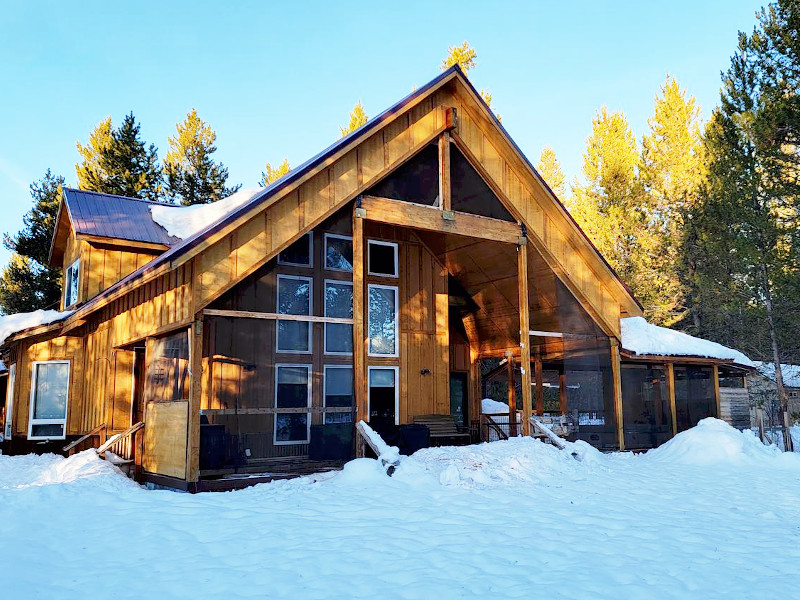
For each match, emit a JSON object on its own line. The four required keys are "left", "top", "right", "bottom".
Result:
{"left": 2, "top": 418, "right": 798, "bottom": 598}
{"left": 620, "top": 316, "right": 754, "bottom": 366}
{"left": 0, "top": 308, "right": 72, "bottom": 346}
{"left": 753, "top": 360, "right": 800, "bottom": 388}
{"left": 150, "top": 187, "right": 264, "bottom": 240}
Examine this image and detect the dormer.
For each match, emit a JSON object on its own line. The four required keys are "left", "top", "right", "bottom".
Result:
{"left": 49, "top": 189, "right": 180, "bottom": 310}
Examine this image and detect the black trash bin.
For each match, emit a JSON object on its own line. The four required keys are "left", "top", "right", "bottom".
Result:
{"left": 400, "top": 424, "right": 430, "bottom": 455}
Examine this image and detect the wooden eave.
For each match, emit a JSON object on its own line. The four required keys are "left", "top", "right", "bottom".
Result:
{"left": 48, "top": 195, "right": 73, "bottom": 267}
{"left": 75, "top": 233, "right": 169, "bottom": 253}
{"left": 619, "top": 349, "right": 754, "bottom": 371}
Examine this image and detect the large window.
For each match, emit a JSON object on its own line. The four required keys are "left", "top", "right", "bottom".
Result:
{"left": 276, "top": 275, "right": 312, "bottom": 353}
{"left": 675, "top": 366, "right": 715, "bottom": 432}
{"left": 64, "top": 258, "right": 80, "bottom": 308}
{"left": 369, "top": 367, "right": 398, "bottom": 427}
{"left": 324, "top": 234, "right": 353, "bottom": 272}
{"left": 278, "top": 233, "right": 313, "bottom": 267}
{"left": 4, "top": 363, "right": 15, "bottom": 441}
{"left": 324, "top": 366, "right": 354, "bottom": 424}
{"left": 622, "top": 364, "right": 672, "bottom": 449}
{"left": 368, "top": 240, "right": 398, "bottom": 278}
{"left": 28, "top": 361, "right": 70, "bottom": 440}
{"left": 145, "top": 330, "right": 190, "bottom": 403}
{"left": 274, "top": 365, "right": 311, "bottom": 444}
{"left": 325, "top": 280, "right": 353, "bottom": 355}
{"left": 367, "top": 284, "right": 398, "bottom": 356}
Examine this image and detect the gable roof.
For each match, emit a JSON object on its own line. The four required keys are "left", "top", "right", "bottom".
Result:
{"left": 18, "top": 66, "right": 642, "bottom": 346}
{"left": 49, "top": 188, "right": 180, "bottom": 265}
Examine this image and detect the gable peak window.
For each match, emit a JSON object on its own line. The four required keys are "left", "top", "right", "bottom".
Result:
{"left": 278, "top": 233, "right": 313, "bottom": 267}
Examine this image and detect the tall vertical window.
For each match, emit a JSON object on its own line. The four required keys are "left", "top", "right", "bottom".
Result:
{"left": 324, "top": 366, "right": 354, "bottom": 424}
{"left": 28, "top": 361, "right": 70, "bottom": 440}
{"left": 64, "top": 258, "right": 80, "bottom": 308}
{"left": 367, "top": 284, "right": 398, "bottom": 356}
{"left": 325, "top": 280, "right": 353, "bottom": 354}
{"left": 3, "top": 363, "right": 15, "bottom": 441}
{"left": 368, "top": 240, "right": 398, "bottom": 278}
{"left": 276, "top": 275, "right": 312, "bottom": 353}
{"left": 369, "top": 367, "right": 398, "bottom": 427}
{"left": 274, "top": 365, "right": 311, "bottom": 444}
{"left": 324, "top": 234, "right": 353, "bottom": 272}
{"left": 278, "top": 233, "right": 313, "bottom": 267}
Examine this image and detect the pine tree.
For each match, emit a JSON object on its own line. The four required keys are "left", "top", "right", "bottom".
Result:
{"left": 0, "top": 170, "right": 64, "bottom": 313}
{"left": 640, "top": 76, "right": 706, "bottom": 326}
{"left": 340, "top": 102, "right": 368, "bottom": 137}
{"left": 260, "top": 158, "right": 291, "bottom": 186}
{"left": 537, "top": 146, "right": 566, "bottom": 199}
{"left": 163, "top": 109, "right": 240, "bottom": 205}
{"left": 76, "top": 113, "right": 162, "bottom": 201}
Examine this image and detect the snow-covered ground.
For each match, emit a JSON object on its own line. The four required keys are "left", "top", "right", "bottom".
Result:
{"left": 2, "top": 418, "right": 799, "bottom": 599}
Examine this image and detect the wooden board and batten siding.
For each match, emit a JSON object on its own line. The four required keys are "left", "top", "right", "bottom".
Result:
{"left": 143, "top": 401, "right": 188, "bottom": 478}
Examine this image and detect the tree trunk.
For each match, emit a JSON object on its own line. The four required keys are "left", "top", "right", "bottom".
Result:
{"left": 761, "top": 264, "right": 793, "bottom": 451}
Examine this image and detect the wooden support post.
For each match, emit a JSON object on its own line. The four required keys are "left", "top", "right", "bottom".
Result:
{"left": 559, "top": 372, "right": 568, "bottom": 415}
{"left": 517, "top": 241, "right": 533, "bottom": 436}
{"left": 438, "top": 133, "right": 451, "bottom": 211}
{"left": 186, "top": 318, "right": 203, "bottom": 483}
{"left": 534, "top": 351, "right": 544, "bottom": 416}
{"left": 666, "top": 363, "right": 678, "bottom": 437}
{"left": 353, "top": 205, "right": 367, "bottom": 444}
{"left": 712, "top": 364, "right": 721, "bottom": 419}
{"left": 610, "top": 338, "right": 625, "bottom": 451}
{"left": 506, "top": 351, "right": 517, "bottom": 437}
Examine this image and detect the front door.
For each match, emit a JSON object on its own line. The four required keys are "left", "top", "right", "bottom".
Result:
{"left": 450, "top": 372, "right": 468, "bottom": 427}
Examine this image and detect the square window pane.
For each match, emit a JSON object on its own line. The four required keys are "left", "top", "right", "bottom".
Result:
{"left": 276, "top": 367, "right": 309, "bottom": 408}
{"left": 31, "top": 423, "right": 64, "bottom": 438}
{"left": 325, "top": 236, "right": 353, "bottom": 271}
{"left": 368, "top": 242, "right": 397, "bottom": 277}
{"left": 278, "top": 234, "right": 312, "bottom": 266}
{"left": 368, "top": 286, "right": 397, "bottom": 355}
{"left": 277, "top": 277, "right": 310, "bottom": 316}
{"left": 33, "top": 363, "right": 69, "bottom": 420}
{"left": 275, "top": 413, "right": 308, "bottom": 442}
{"left": 278, "top": 321, "right": 310, "bottom": 352}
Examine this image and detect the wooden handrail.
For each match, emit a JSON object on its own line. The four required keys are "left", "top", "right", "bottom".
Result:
{"left": 63, "top": 424, "right": 107, "bottom": 454}
{"left": 97, "top": 422, "right": 144, "bottom": 455}
{"left": 482, "top": 414, "right": 509, "bottom": 441}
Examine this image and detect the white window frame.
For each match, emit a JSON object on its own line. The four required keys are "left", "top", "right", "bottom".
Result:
{"left": 3, "top": 363, "right": 15, "bottom": 441}
{"left": 324, "top": 279, "right": 353, "bottom": 356}
{"left": 64, "top": 258, "right": 80, "bottom": 308}
{"left": 28, "top": 360, "right": 70, "bottom": 441}
{"left": 276, "top": 274, "right": 313, "bottom": 354}
{"left": 368, "top": 366, "right": 400, "bottom": 426}
{"left": 367, "top": 283, "right": 399, "bottom": 357}
{"left": 323, "top": 365, "right": 354, "bottom": 425}
{"left": 277, "top": 232, "right": 313, "bottom": 267}
{"left": 324, "top": 233, "right": 353, "bottom": 272}
{"left": 273, "top": 363, "right": 312, "bottom": 445}
{"left": 367, "top": 240, "right": 399, "bottom": 278}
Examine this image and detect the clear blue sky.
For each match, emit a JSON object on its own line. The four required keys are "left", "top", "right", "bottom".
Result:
{"left": 0, "top": 0, "right": 762, "bottom": 267}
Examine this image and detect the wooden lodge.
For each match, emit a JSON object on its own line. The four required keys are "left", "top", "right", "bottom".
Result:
{"left": 0, "top": 67, "right": 752, "bottom": 491}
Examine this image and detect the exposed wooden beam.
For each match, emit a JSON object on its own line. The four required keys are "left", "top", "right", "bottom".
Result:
{"left": 438, "top": 133, "right": 451, "bottom": 211}
{"left": 666, "top": 363, "right": 678, "bottom": 437}
{"left": 518, "top": 241, "right": 533, "bottom": 435}
{"left": 353, "top": 207, "right": 367, "bottom": 427}
{"left": 359, "top": 194, "right": 521, "bottom": 244}
{"left": 202, "top": 309, "right": 353, "bottom": 325}
{"left": 610, "top": 338, "right": 625, "bottom": 451}
{"left": 534, "top": 350, "right": 544, "bottom": 416}
{"left": 75, "top": 233, "right": 169, "bottom": 253}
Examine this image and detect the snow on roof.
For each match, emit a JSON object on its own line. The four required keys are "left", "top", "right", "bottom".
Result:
{"left": 149, "top": 187, "right": 265, "bottom": 240}
{"left": 620, "top": 316, "right": 753, "bottom": 367}
{"left": 0, "top": 309, "right": 74, "bottom": 347}
{"left": 753, "top": 361, "right": 800, "bottom": 388}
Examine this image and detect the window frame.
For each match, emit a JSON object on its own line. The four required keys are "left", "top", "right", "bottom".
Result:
{"left": 275, "top": 274, "right": 313, "bottom": 354}
{"left": 324, "top": 279, "right": 353, "bottom": 356}
{"left": 277, "top": 232, "right": 313, "bottom": 268}
{"left": 367, "top": 283, "right": 399, "bottom": 358}
{"left": 367, "top": 240, "right": 399, "bottom": 278}
{"left": 323, "top": 365, "right": 354, "bottom": 425}
{"left": 3, "top": 363, "right": 15, "bottom": 441}
{"left": 323, "top": 233, "right": 353, "bottom": 272}
{"left": 273, "top": 363, "right": 312, "bottom": 445}
{"left": 27, "top": 360, "right": 70, "bottom": 441}
{"left": 368, "top": 366, "right": 400, "bottom": 426}
{"left": 64, "top": 258, "right": 80, "bottom": 308}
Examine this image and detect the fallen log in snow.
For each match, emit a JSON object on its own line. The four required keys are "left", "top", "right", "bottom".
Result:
{"left": 355, "top": 421, "right": 401, "bottom": 475}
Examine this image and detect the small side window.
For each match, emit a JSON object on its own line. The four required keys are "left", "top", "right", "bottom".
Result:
{"left": 64, "top": 259, "right": 80, "bottom": 308}
{"left": 367, "top": 240, "right": 398, "bottom": 278}
{"left": 278, "top": 233, "right": 313, "bottom": 267}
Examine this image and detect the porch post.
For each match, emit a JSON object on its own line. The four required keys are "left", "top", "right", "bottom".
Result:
{"left": 712, "top": 364, "right": 721, "bottom": 419}
{"left": 186, "top": 317, "right": 203, "bottom": 483}
{"left": 534, "top": 350, "right": 544, "bottom": 416}
{"left": 438, "top": 133, "right": 451, "bottom": 211}
{"left": 506, "top": 350, "right": 517, "bottom": 437}
{"left": 666, "top": 363, "right": 678, "bottom": 437}
{"left": 353, "top": 203, "right": 367, "bottom": 428}
{"left": 517, "top": 239, "right": 533, "bottom": 436}
{"left": 610, "top": 338, "right": 625, "bottom": 451}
